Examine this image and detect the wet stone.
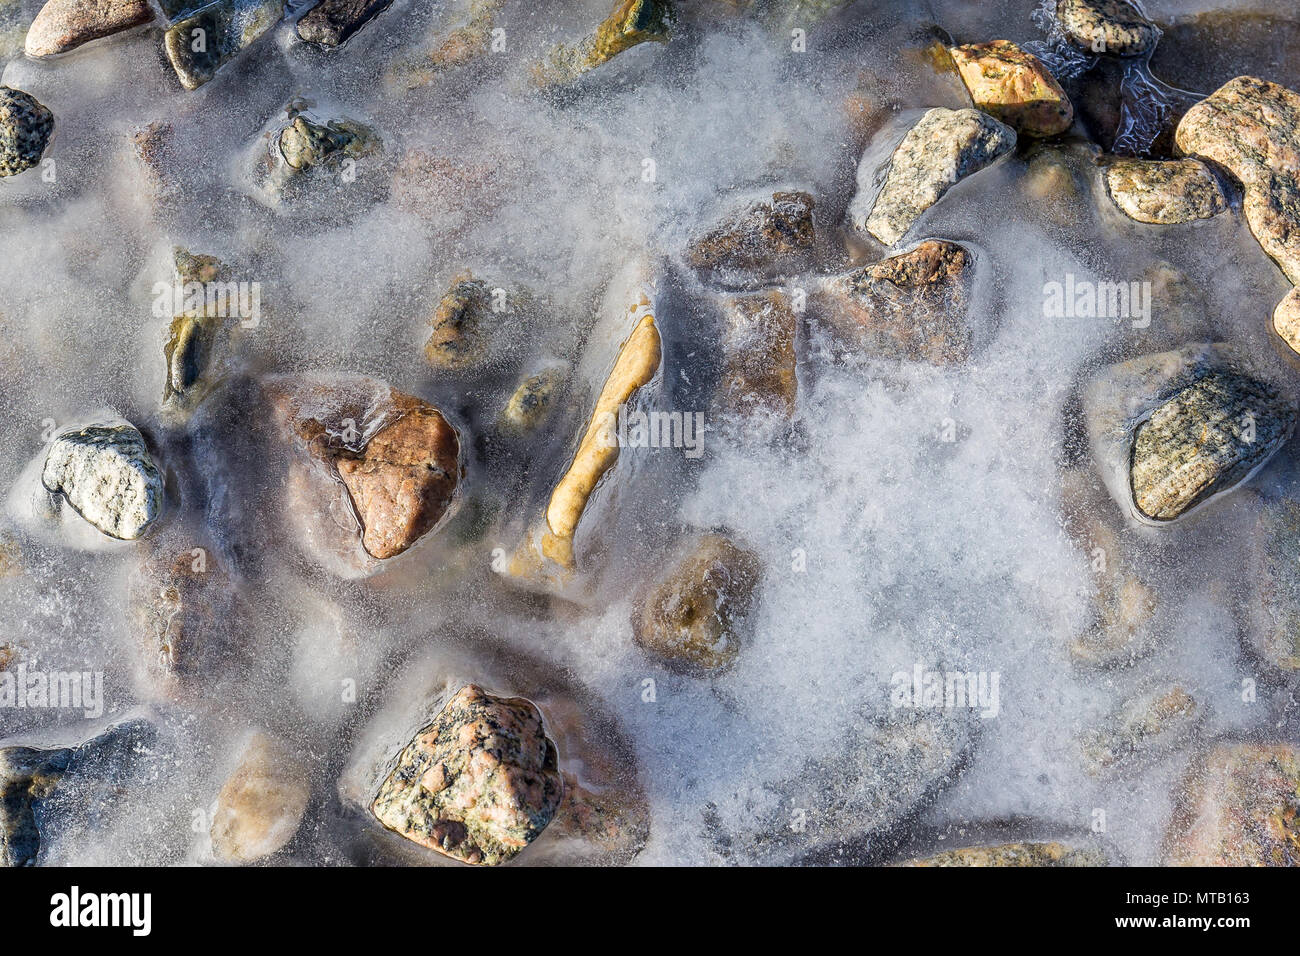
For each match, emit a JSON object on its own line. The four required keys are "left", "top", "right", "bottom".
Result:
{"left": 296, "top": 0, "right": 392, "bottom": 47}
{"left": 1056, "top": 0, "right": 1159, "bottom": 58}
{"left": 949, "top": 40, "right": 1073, "bottom": 137}
{"left": 1165, "top": 742, "right": 1300, "bottom": 866}
{"left": 163, "top": 0, "right": 284, "bottom": 91}
{"left": 41, "top": 423, "right": 164, "bottom": 540}
{"left": 1176, "top": 76, "right": 1300, "bottom": 284}
{"left": 372, "top": 684, "right": 563, "bottom": 865}
{"left": 686, "top": 191, "right": 815, "bottom": 286}
{"left": 633, "top": 534, "right": 763, "bottom": 676}
{"left": 1104, "top": 157, "right": 1227, "bottom": 224}
{"left": 25, "top": 0, "right": 152, "bottom": 57}
{"left": 534, "top": 0, "right": 675, "bottom": 88}
{"left": 0, "top": 87, "right": 53, "bottom": 178}
{"left": 853, "top": 108, "right": 1015, "bottom": 246}
{"left": 817, "top": 240, "right": 975, "bottom": 364}
{"left": 274, "top": 380, "right": 461, "bottom": 562}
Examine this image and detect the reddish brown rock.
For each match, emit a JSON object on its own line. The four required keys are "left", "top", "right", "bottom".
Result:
{"left": 269, "top": 376, "right": 462, "bottom": 565}
{"left": 717, "top": 289, "right": 798, "bottom": 419}
{"left": 686, "top": 191, "right": 815, "bottom": 284}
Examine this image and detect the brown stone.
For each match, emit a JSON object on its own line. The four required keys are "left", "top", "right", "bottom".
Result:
{"left": 686, "top": 191, "right": 815, "bottom": 283}
{"left": 949, "top": 40, "right": 1073, "bottom": 137}
{"left": 718, "top": 289, "right": 797, "bottom": 418}
{"left": 817, "top": 240, "right": 975, "bottom": 364}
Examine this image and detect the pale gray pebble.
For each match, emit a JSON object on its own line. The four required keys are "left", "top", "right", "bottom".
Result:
{"left": 41, "top": 423, "right": 165, "bottom": 540}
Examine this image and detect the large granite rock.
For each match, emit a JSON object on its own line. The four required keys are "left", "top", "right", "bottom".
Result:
{"left": 296, "top": 0, "right": 391, "bottom": 47}
{"left": 1056, "top": 0, "right": 1159, "bottom": 57}
{"left": 851, "top": 108, "right": 1015, "bottom": 245}
{"left": 949, "top": 40, "right": 1073, "bottom": 137}
{"left": 1177, "top": 76, "right": 1300, "bottom": 284}
{"left": 372, "top": 684, "right": 563, "bottom": 866}
{"left": 0, "top": 87, "right": 53, "bottom": 178}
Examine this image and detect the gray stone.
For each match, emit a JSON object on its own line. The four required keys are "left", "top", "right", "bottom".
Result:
{"left": 163, "top": 0, "right": 284, "bottom": 91}
{"left": 24, "top": 0, "right": 153, "bottom": 57}
{"left": 1248, "top": 500, "right": 1300, "bottom": 672}
{"left": 42, "top": 423, "right": 165, "bottom": 540}
{"left": 1056, "top": 0, "right": 1159, "bottom": 57}
{"left": 296, "top": 0, "right": 391, "bottom": 47}
{"left": 1104, "top": 157, "right": 1228, "bottom": 224}
{"left": 853, "top": 108, "right": 1015, "bottom": 245}
{"left": 0, "top": 87, "right": 53, "bottom": 178}
{"left": 1083, "top": 344, "right": 1295, "bottom": 524}
{"left": 1079, "top": 683, "right": 1200, "bottom": 774}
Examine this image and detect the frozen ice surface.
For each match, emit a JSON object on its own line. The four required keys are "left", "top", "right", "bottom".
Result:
{"left": 0, "top": 0, "right": 1298, "bottom": 866}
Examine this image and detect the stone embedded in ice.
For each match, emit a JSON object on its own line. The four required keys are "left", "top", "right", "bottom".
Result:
{"left": 853, "top": 108, "right": 1015, "bottom": 246}
{"left": 0, "top": 720, "right": 155, "bottom": 867}
{"left": 816, "top": 239, "right": 976, "bottom": 365}
{"left": 1130, "top": 372, "right": 1290, "bottom": 521}
{"left": 1177, "top": 76, "right": 1300, "bottom": 284}
{"left": 295, "top": 0, "right": 393, "bottom": 48}
{"left": 1079, "top": 682, "right": 1200, "bottom": 774}
{"left": 897, "top": 841, "right": 1109, "bottom": 866}
{"left": 163, "top": 0, "right": 285, "bottom": 91}
{"left": 0, "top": 746, "right": 70, "bottom": 866}
{"left": 41, "top": 423, "right": 165, "bottom": 540}
{"left": 1104, "top": 157, "right": 1227, "bottom": 224}
{"left": 949, "top": 40, "right": 1074, "bottom": 138}
{"left": 424, "top": 273, "right": 492, "bottom": 372}
{"left": 533, "top": 0, "right": 676, "bottom": 89}
{"left": 685, "top": 191, "right": 815, "bottom": 287}
{"left": 0, "top": 86, "right": 53, "bottom": 178}
{"left": 24, "top": 0, "right": 153, "bottom": 57}
{"left": 1164, "top": 742, "right": 1300, "bottom": 866}
{"left": 210, "top": 733, "right": 310, "bottom": 863}
{"left": 716, "top": 289, "right": 798, "bottom": 420}
{"left": 371, "top": 684, "right": 563, "bottom": 866}
{"left": 127, "top": 544, "right": 235, "bottom": 699}
{"left": 1055, "top": 0, "right": 1159, "bottom": 58}
{"left": 499, "top": 364, "right": 566, "bottom": 435}
{"left": 269, "top": 375, "right": 462, "bottom": 565}
{"left": 1083, "top": 343, "right": 1295, "bottom": 525}
{"left": 633, "top": 533, "right": 763, "bottom": 676}
{"left": 1247, "top": 499, "right": 1300, "bottom": 672}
